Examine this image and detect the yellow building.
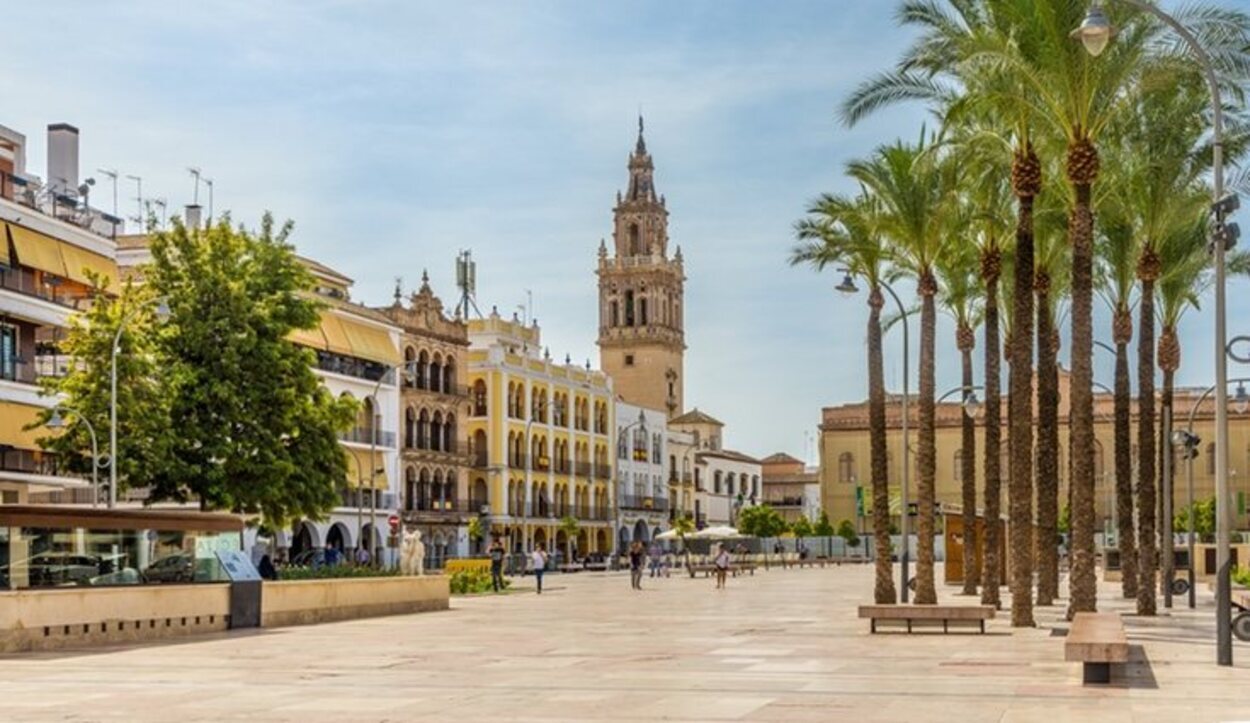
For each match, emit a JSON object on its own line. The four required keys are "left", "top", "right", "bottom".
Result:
{"left": 820, "top": 368, "right": 1250, "bottom": 532}
{"left": 466, "top": 310, "right": 615, "bottom": 556}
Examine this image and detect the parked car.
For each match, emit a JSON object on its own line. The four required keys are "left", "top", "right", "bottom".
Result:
{"left": 143, "top": 554, "right": 194, "bottom": 583}
{"left": 0, "top": 553, "right": 102, "bottom": 587}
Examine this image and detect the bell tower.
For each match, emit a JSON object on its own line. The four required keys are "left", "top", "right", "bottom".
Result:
{"left": 597, "top": 117, "right": 686, "bottom": 417}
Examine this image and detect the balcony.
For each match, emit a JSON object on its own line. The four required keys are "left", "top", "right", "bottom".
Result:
{"left": 406, "top": 379, "right": 469, "bottom": 399}
{"left": 619, "top": 495, "right": 670, "bottom": 512}
{"left": 402, "top": 498, "right": 476, "bottom": 517}
{"left": 402, "top": 439, "right": 470, "bottom": 462}
{"left": 338, "top": 488, "right": 397, "bottom": 510}
{"left": 594, "top": 465, "right": 611, "bottom": 481}
{"left": 574, "top": 462, "right": 592, "bottom": 478}
{"left": 767, "top": 496, "right": 805, "bottom": 508}
{"left": 339, "top": 426, "right": 397, "bottom": 448}
{"left": 314, "top": 351, "right": 390, "bottom": 384}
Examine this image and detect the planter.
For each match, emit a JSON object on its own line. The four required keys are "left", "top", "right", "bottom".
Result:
{"left": 261, "top": 575, "right": 449, "bottom": 628}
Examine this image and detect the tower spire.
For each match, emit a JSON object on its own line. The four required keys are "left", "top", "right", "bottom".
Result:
{"left": 636, "top": 114, "right": 646, "bottom": 154}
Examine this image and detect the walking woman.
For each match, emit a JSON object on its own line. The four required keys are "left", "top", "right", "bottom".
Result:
{"left": 629, "top": 541, "right": 645, "bottom": 590}
{"left": 531, "top": 543, "right": 548, "bottom": 594}
{"left": 713, "top": 543, "right": 731, "bottom": 590}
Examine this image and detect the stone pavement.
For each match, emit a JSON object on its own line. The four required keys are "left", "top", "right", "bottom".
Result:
{"left": 1, "top": 564, "right": 1248, "bottom": 722}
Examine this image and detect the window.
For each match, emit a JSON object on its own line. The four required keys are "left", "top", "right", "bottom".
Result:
{"left": 625, "top": 290, "right": 635, "bottom": 326}
{"left": 610, "top": 301, "right": 619, "bottom": 327}
{"left": 640, "top": 298, "right": 648, "bottom": 325}
{"left": 0, "top": 324, "right": 17, "bottom": 381}
{"left": 1207, "top": 442, "right": 1216, "bottom": 475}
{"left": 714, "top": 471, "right": 722, "bottom": 495}
{"left": 618, "top": 434, "right": 628, "bottom": 460}
{"left": 838, "top": 452, "right": 854, "bottom": 484}
{"left": 625, "top": 354, "right": 634, "bottom": 367}
{"left": 652, "top": 433, "right": 662, "bottom": 464}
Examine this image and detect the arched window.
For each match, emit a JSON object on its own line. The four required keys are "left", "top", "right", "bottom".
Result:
{"left": 472, "top": 379, "right": 487, "bottom": 416}
{"left": 405, "top": 466, "right": 417, "bottom": 511}
{"left": 629, "top": 223, "right": 640, "bottom": 255}
{"left": 430, "top": 411, "right": 444, "bottom": 452}
{"left": 403, "top": 346, "right": 417, "bottom": 389}
{"left": 418, "top": 409, "right": 430, "bottom": 449}
{"left": 838, "top": 452, "right": 854, "bottom": 484}
{"left": 472, "top": 429, "right": 487, "bottom": 468}
{"left": 404, "top": 407, "right": 416, "bottom": 448}
{"left": 625, "top": 290, "right": 635, "bottom": 326}
{"left": 443, "top": 357, "right": 456, "bottom": 393}
{"left": 610, "top": 301, "right": 619, "bottom": 327}
{"left": 429, "top": 353, "right": 443, "bottom": 393}
{"left": 640, "top": 297, "right": 648, "bottom": 326}
{"left": 417, "top": 350, "right": 430, "bottom": 390}
{"left": 444, "top": 413, "right": 456, "bottom": 452}
{"left": 714, "top": 471, "right": 723, "bottom": 495}
{"left": 617, "top": 433, "right": 628, "bottom": 460}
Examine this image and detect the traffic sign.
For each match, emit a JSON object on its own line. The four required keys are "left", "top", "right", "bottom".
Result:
{"left": 388, "top": 514, "right": 400, "bottom": 530}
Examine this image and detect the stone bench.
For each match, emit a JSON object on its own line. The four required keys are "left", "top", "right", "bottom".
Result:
{"left": 1065, "top": 612, "right": 1129, "bottom": 684}
{"left": 857, "top": 604, "right": 995, "bottom": 634}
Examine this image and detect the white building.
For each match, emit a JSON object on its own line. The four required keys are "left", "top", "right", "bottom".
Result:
{"left": 614, "top": 400, "right": 668, "bottom": 551}
{"left": 668, "top": 409, "right": 762, "bottom": 529}
{"left": 0, "top": 122, "right": 124, "bottom": 504}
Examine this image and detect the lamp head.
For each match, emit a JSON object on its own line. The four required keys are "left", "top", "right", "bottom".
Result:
{"left": 46, "top": 409, "right": 66, "bottom": 430}
{"left": 153, "top": 298, "right": 172, "bottom": 321}
{"left": 962, "top": 391, "right": 983, "bottom": 420}
{"left": 835, "top": 270, "right": 859, "bottom": 297}
{"left": 1071, "top": 3, "right": 1115, "bottom": 57}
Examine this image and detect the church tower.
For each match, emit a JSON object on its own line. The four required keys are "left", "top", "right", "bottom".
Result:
{"left": 597, "top": 117, "right": 686, "bottom": 417}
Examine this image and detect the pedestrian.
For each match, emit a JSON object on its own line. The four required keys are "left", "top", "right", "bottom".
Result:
{"left": 714, "top": 543, "right": 731, "bottom": 589}
{"left": 648, "top": 542, "right": 663, "bottom": 578}
{"left": 531, "top": 543, "right": 548, "bottom": 594}
{"left": 355, "top": 544, "right": 371, "bottom": 566}
{"left": 629, "top": 541, "right": 645, "bottom": 590}
{"left": 488, "top": 537, "right": 506, "bottom": 593}
{"left": 257, "top": 553, "right": 278, "bottom": 581}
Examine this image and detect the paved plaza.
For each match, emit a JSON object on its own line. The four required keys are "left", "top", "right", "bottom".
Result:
{"left": 2, "top": 565, "right": 1248, "bottom": 722}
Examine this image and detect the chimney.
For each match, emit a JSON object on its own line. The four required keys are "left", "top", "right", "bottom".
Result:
{"left": 185, "top": 204, "right": 202, "bottom": 230}
{"left": 47, "top": 123, "right": 79, "bottom": 195}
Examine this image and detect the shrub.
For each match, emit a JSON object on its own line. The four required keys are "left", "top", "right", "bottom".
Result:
{"left": 445, "top": 558, "right": 492, "bottom": 575}
{"left": 1234, "top": 565, "right": 1250, "bottom": 588}
{"left": 449, "top": 568, "right": 509, "bottom": 595}
{"left": 278, "top": 565, "right": 400, "bottom": 581}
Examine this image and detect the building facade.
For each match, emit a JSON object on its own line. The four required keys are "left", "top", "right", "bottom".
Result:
{"left": 466, "top": 310, "right": 615, "bottom": 558}
{"left": 761, "top": 453, "right": 821, "bottom": 524}
{"left": 597, "top": 119, "right": 685, "bottom": 417}
{"left": 614, "top": 401, "right": 668, "bottom": 551}
{"left": 819, "top": 368, "right": 1250, "bottom": 533}
{"left": 669, "top": 409, "right": 761, "bottom": 528}
{"left": 0, "top": 122, "right": 122, "bottom": 504}
{"left": 379, "top": 272, "right": 471, "bottom": 565}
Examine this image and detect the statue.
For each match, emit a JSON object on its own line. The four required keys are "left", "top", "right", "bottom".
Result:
{"left": 400, "top": 528, "right": 426, "bottom": 576}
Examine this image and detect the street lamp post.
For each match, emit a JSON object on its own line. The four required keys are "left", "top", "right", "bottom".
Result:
{"left": 45, "top": 407, "right": 103, "bottom": 507}
{"left": 1075, "top": 0, "right": 1240, "bottom": 666}
{"left": 109, "top": 299, "right": 169, "bottom": 509}
{"left": 366, "top": 359, "right": 419, "bottom": 566}
{"left": 617, "top": 409, "right": 648, "bottom": 556}
{"left": 837, "top": 270, "right": 911, "bottom": 601}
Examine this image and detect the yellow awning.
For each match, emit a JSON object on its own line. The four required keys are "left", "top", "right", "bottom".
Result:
{"left": 59, "top": 242, "right": 119, "bottom": 294}
{"left": 0, "top": 223, "right": 13, "bottom": 267}
{"left": 344, "top": 447, "right": 388, "bottom": 490}
{"left": 287, "top": 323, "right": 328, "bottom": 352}
{"left": 8, "top": 223, "right": 67, "bottom": 277}
{"left": 319, "top": 313, "right": 356, "bottom": 358}
{"left": 338, "top": 316, "right": 400, "bottom": 366}
{"left": 0, "top": 402, "right": 50, "bottom": 450}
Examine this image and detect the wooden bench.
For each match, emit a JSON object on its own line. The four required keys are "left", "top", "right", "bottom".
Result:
{"left": 584, "top": 562, "right": 609, "bottom": 572}
{"left": 858, "top": 605, "right": 995, "bottom": 634}
{"left": 688, "top": 563, "right": 754, "bottom": 578}
{"left": 1065, "top": 612, "right": 1129, "bottom": 684}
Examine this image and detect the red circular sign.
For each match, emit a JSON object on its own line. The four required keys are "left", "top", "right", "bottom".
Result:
{"left": 388, "top": 514, "right": 400, "bottom": 528}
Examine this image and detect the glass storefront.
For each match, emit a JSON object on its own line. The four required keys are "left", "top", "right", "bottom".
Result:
{"left": 0, "top": 510, "right": 243, "bottom": 590}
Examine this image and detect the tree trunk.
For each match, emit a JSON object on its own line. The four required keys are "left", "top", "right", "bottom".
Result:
{"left": 914, "top": 270, "right": 939, "bottom": 605}
{"left": 1113, "top": 308, "right": 1138, "bottom": 599}
{"left": 868, "top": 286, "right": 897, "bottom": 604}
{"left": 981, "top": 250, "right": 1003, "bottom": 609}
{"left": 959, "top": 325, "right": 978, "bottom": 596}
{"left": 1035, "top": 275, "right": 1059, "bottom": 606}
{"left": 1009, "top": 147, "right": 1036, "bottom": 627}
{"left": 1159, "top": 325, "right": 1181, "bottom": 607}
{"left": 1137, "top": 250, "right": 1159, "bottom": 616}
{"left": 1067, "top": 136, "right": 1099, "bottom": 619}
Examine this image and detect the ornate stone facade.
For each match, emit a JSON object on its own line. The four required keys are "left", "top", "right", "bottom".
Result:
{"left": 597, "top": 118, "right": 686, "bottom": 417}
{"left": 379, "top": 272, "right": 471, "bottom": 564}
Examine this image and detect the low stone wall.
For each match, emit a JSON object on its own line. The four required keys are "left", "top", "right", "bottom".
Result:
{"left": 0, "top": 584, "right": 232, "bottom": 653}
{"left": 0, "top": 575, "right": 450, "bottom": 653}
{"left": 261, "top": 575, "right": 449, "bottom": 628}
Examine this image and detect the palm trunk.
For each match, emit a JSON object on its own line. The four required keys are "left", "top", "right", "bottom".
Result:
{"left": 959, "top": 325, "right": 978, "bottom": 596}
{"left": 1035, "top": 275, "right": 1059, "bottom": 606}
{"left": 868, "top": 286, "right": 897, "bottom": 604}
{"left": 1137, "top": 250, "right": 1159, "bottom": 616}
{"left": 1067, "top": 137, "right": 1099, "bottom": 618}
{"left": 981, "top": 250, "right": 1003, "bottom": 609}
{"left": 1009, "top": 147, "right": 1036, "bottom": 627}
{"left": 1113, "top": 308, "right": 1138, "bottom": 598}
{"left": 914, "top": 270, "right": 939, "bottom": 605}
{"left": 1159, "top": 325, "right": 1181, "bottom": 606}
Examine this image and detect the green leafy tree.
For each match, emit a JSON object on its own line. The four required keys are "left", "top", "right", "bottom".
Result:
{"left": 558, "top": 515, "right": 579, "bottom": 561}
{"left": 813, "top": 511, "right": 836, "bottom": 537}
{"left": 836, "top": 520, "right": 861, "bottom": 548}
{"left": 146, "top": 214, "right": 357, "bottom": 526}
{"left": 737, "top": 505, "right": 788, "bottom": 539}
{"left": 467, "top": 516, "right": 485, "bottom": 554}
{"left": 35, "top": 277, "right": 174, "bottom": 498}
{"left": 1175, "top": 497, "right": 1216, "bottom": 543}
{"left": 790, "top": 516, "right": 814, "bottom": 538}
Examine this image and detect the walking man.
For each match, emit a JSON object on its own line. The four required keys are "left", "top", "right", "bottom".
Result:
{"left": 488, "top": 537, "right": 506, "bottom": 593}
{"left": 531, "top": 543, "right": 548, "bottom": 594}
{"left": 648, "top": 541, "right": 663, "bottom": 578}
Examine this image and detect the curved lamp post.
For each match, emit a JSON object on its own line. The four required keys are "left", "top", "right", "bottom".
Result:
{"left": 109, "top": 298, "right": 169, "bottom": 509}
{"left": 837, "top": 269, "right": 913, "bottom": 601}
{"left": 45, "top": 407, "right": 104, "bottom": 508}
{"left": 364, "top": 359, "right": 420, "bottom": 565}
{"left": 1075, "top": 0, "right": 1240, "bottom": 666}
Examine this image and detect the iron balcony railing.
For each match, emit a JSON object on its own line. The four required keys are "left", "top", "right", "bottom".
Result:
{"left": 619, "top": 495, "right": 670, "bottom": 512}
{"left": 339, "top": 426, "right": 397, "bottom": 448}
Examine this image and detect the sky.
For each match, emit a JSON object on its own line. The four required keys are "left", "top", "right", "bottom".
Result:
{"left": 3, "top": 0, "right": 1248, "bottom": 463}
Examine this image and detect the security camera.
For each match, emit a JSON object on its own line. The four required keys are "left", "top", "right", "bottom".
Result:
{"left": 1213, "top": 193, "right": 1240, "bottom": 218}
{"left": 1215, "top": 221, "right": 1242, "bottom": 251}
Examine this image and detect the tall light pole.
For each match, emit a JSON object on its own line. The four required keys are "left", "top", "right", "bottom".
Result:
{"left": 366, "top": 359, "right": 419, "bottom": 565}
{"left": 110, "top": 299, "right": 169, "bottom": 509}
{"left": 837, "top": 270, "right": 911, "bottom": 601}
{"left": 617, "top": 409, "right": 648, "bottom": 554}
{"left": 45, "top": 407, "right": 103, "bottom": 508}
{"left": 1074, "top": 0, "right": 1240, "bottom": 666}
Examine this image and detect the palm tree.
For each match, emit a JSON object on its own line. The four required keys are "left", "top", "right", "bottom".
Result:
{"left": 848, "top": 136, "right": 956, "bottom": 605}
{"left": 671, "top": 514, "right": 696, "bottom": 575}
{"left": 1033, "top": 186, "right": 1069, "bottom": 606}
{"left": 935, "top": 238, "right": 983, "bottom": 596}
{"left": 793, "top": 191, "right": 898, "bottom": 604}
